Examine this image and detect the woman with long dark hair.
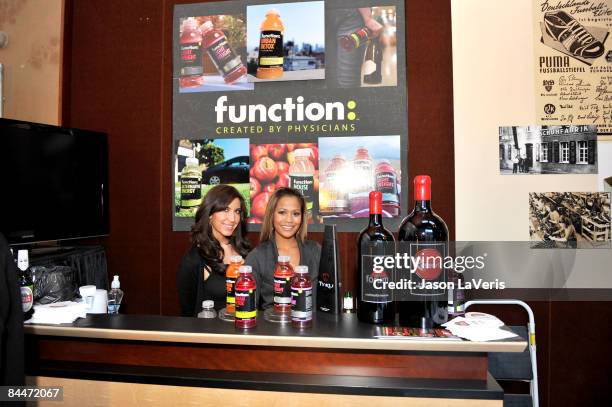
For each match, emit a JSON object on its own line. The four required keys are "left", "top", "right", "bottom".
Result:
{"left": 177, "top": 185, "right": 250, "bottom": 316}
{"left": 245, "top": 187, "right": 321, "bottom": 310}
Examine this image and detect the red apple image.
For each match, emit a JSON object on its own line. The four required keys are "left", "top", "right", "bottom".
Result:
{"left": 308, "top": 146, "right": 318, "bottom": 166}
{"left": 276, "top": 172, "right": 290, "bottom": 188}
{"left": 250, "top": 178, "right": 261, "bottom": 199}
{"left": 286, "top": 143, "right": 296, "bottom": 152}
{"left": 251, "top": 192, "right": 272, "bottom": 219}
{"left": 277, "top": 161, "right": 289, "bottom": 176}
{"left": 252, "top": 157, "right": 278, "bottom": 182}
{"left": 268, "top": 144, "right": 287, "bottom": 160}
{"left": 264, "top": 183, "right": 277, "bottom": 193}
{"left": 250, "top": 144, "right": 268, "bottom": 162}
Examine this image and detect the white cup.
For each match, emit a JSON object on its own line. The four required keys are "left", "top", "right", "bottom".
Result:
{"left": 79, "top": 285, "right": 97, "bottom": 311}
{"left": 90, "top": 289, "right": 108, "bottom": 314}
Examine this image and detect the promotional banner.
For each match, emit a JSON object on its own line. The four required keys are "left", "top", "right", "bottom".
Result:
{"left": 173, "top": 0, "right": 407, "bottom": 232}
{"left": 534, "top": 0, "right": 612, "bottom": 135}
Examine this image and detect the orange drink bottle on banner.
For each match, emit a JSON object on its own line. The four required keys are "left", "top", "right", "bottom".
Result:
{"left": 289, "top": 148, "right": 315, "bottom": 220}
{"left": 225, "top": 255, "right": 243, "bottom": 314}
{"left": 200, "top": 21, "right": 247, "bottom": 84}
{"left": 178, "top": 17, "right": 204, "bottom": 88}
{"left": 256, "top": 9, "right": 285, "bottom": 79}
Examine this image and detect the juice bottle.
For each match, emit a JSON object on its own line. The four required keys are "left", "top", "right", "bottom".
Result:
{"left": 375, "top": 159, "right": 400, "bottom": 216}
{"left": 339, "top": 27, "right": 371, "bottom": 52}
{"left": 200, "top": 21, "right": 247, "bottom": 84}
{"left": 273, "top": 255, "right": 294, "bottom": 313}
{"left": 180, "top": 157, "right": 202, "bottom": 212}
{"left": 179, "top": 17, "right": 204, "bottom": 88}
{"left": 289, "top": 148, "right": 316, "bottom": 220}
{"left": 256, "top": 9, "right": 285, "bottom": 79}
{"left": 350, "top": 146, "right": 374, "bottom": 215}
{"left": 235, "top": 265, "right": 257, "bottom": 329}
{"left": 226, "top": 255, "right": 243, "bottom": 314}
{"left": 321, "top": 154, "right": 349, "bottom": 215}
{"left": 291, "top": 265, "right": 313, "bottom": 328}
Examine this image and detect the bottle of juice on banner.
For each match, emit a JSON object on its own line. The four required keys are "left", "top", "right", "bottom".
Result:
{"left": 235, "top": 265, "right": 257, "bottom": 329}
{"left": 273, "top": 255, "right": 294, "bottom": 313}
{"left": 200, "top": 21, "right": 247, "bottom": 84}
{"left": 350, "top": 146, "right": 374, "bottom": 215}
{"left": 180, "top": 157, "right": 202, "bottom": 212}
{"left": 289, "top": 148, "right": 315, "bottom": 220}
{"left": 179, "top": 17, "right": 204, "bottom": 88}
{"left": 375, "top": 159, "right": 400, "bottom": 217}
{"left": 339, "top": 27, "right": 371, "bottom": 52}
{"left": 256, "top": 9, "right": 285, "bottom": 79}
{"left": 291, "top": 265, "right": 313, "bottom": 328}
{"left": 226, "top": 255, "right": 243, "bottom": 314}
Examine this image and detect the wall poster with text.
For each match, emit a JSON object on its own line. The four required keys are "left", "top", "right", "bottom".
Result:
{"left": 534, "top": 0, "right": 612, "bottom": 135}
{"left": 173, "top": 0, "right": 407, "bottom": 232}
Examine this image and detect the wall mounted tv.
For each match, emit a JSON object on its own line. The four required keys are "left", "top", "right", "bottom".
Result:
{"left": 0, "top": 118, "right": 109, "bottom": 245}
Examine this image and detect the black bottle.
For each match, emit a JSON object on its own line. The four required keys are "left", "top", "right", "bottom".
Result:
{"left": 398, "top": 175, "right": 448, "bottom": 328}
{"left": 357, "top": 191, "right": 395, "bottom": 324}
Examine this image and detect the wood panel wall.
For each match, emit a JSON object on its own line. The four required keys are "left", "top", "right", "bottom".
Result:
{"left": 61, "top": 1, "right": 612, "bottom": 406}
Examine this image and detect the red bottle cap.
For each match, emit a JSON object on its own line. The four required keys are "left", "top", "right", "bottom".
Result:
{"left": 414, "top": 175, "right": 431, "bottom": 201}
{"left": 369, "top": 191, "right": 382, "bottom": 214}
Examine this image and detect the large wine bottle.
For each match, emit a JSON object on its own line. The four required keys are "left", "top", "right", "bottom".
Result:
{"left": 357, "top": 191, "right": 395, "bottom": 324}
{"left": 398, "top": 175, "right": 448, "bottom": 328}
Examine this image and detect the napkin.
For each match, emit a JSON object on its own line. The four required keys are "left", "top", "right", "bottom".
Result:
{"left": 442, "top": 312, "right": 518, "bottom": 341}
{"left": 25, "top": 301, "right": 88, "bottom": 325}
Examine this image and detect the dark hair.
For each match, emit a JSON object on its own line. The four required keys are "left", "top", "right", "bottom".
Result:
{"left": 190, "top": 185, "right": 250, "bottom": 274}
{"left": 259, "top": 187, "right": 307, "bottom": 243}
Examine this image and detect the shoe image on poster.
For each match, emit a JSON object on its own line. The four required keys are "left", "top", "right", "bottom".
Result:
{"left": 541, "top": 10, "right": 607, "bottom": 65}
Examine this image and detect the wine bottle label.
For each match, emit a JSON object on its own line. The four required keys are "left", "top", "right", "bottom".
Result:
{"left": 180, "top": 176, "right": 202, "bottom": 208}
{"left": 226, "top": 277, "right": 236, "bottom": 304}
{"left": 207, "top": 38, "right": 243, "bottom": 75}
{"left": 408, "top": 243, "right": 447, "bottom": 297}
{"left": 21, "top": 285, "right": 33, "bottom": 312}
{"left": 291, "top": 286, "right": 313, "bottom": 321}
{"left": 235, "top": 290, "right": 257, "bottom": 320}
{"left": 273, "top": 276, "right": 292, "bottom": 305}
{"left": 179, "top": 43, "right": 204, "bottom": 76}
{"left": 360, "top": 255, "right": 393, "bottom": 303}
{"left": 258, "top": 31, "right": 284, "bottom": 68}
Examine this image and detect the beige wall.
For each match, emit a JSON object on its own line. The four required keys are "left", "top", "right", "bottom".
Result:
{"left": 0, "top": 0, "right": 63, "bottom": 125}
{"left": 451, "top": 0, "right": 600, "bottom": 241}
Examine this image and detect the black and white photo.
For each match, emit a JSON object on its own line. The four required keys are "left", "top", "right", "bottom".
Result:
{"left": 499, "top": 125, "right": 598, "bottom": 175}
{"left": 529, "top": 192, "right": 611, "bottom": 249}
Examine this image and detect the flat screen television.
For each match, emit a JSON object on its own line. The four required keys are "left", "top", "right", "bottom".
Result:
{"left": 0, "top": 118, "right": 109, "bottom": 245}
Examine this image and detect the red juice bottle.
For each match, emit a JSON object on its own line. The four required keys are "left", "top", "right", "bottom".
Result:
{"left": 291, "top": 265, "right": 313, "bottom": 328}
{"left": 179, "top": 17, "right": 204, "bottom": 88}
{"left": 200, "top": 21, "right": 247, "bottom": 84}
{"left": 235, "top": 265, "right": 257, "bottom": 329}
{"left": 375, "top": 159, "right": 400, "bottom": 217}
{"left": 273, "top": 255, "right": 294, "bottom": 313}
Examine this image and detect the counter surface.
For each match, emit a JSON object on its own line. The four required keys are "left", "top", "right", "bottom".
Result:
{"left": 24, "top": 312, "right": 526, "bottom": 352}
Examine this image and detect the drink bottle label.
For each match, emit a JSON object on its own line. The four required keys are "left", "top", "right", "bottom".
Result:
{"left": 360, "top": 240, "right": 394, "bottom": 304}
{"left": 208, "top": 38, "right": 243, "bottom": 75}
{"left": 289, "top": 174, "right": 314, "bottom": 212}
{"left": 180, "top": 176, "right": 202, "bottom": 208}
{"left": 291, "top": 286, "right": 313, "bottom": 321}
{"left": 226, "top": 276, "right": 237, "bottom": 305}
{"left": 375, "top": 171, "right": 399, "bottom": 204}
{"left": 179, "top": 43, "right": 204, "bottom": 75}
{"left": 274, "top": 276, "right": 292, "bottom": 305}
{"left": 21, "top": 285, "right": 33, "bottom": 312}
{"left": 258, "top": 31, "right": 284, "bottom": 68}
{"left": 235, "top": 290, "right": 257, "bottom": 321}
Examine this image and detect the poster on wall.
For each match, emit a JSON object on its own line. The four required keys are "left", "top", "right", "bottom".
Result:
{"left": 534, "top": 0, "right": 612, "bottom": 135}
{"left": 172, "top": 0, "right": 407, "bottom": 232}
{"left": 498, "top": 125, "right": 598, "bottom": 175}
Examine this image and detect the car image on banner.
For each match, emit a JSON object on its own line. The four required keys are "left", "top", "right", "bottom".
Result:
{"left": 203, "top": 155, "right": 250, "bottom": 185}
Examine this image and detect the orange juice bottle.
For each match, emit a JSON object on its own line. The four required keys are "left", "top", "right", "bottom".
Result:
{"left": 256, "top": 9, "right": 285, "bottom": 79}
{"left": 226, "top": 255, "right": 243, "bottom": 314}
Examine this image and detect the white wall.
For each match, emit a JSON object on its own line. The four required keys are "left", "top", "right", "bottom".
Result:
{"left": 451, "top": 0, "right": 604, "bottom": 241}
